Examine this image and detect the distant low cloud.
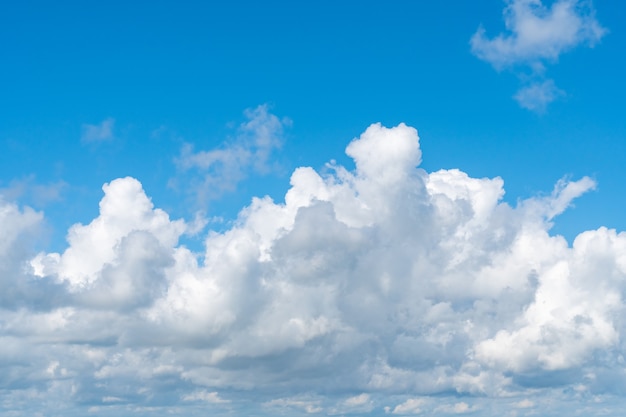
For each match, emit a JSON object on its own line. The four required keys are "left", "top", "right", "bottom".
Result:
{"left": 182, "top": 390, "right": 230, "bottom": 404}
{"left": 81, "top": 117, "right": 115, "bottom": 143}
{"left": 2, "top": 122, "right": 626, "bottom": 415}
{"left": 264, "top": 397, "right": 323, "bottom": 414}
{"left": 513, "top": 399, "right": 535, "bottom": 408}
{"left": 471, "top": 0, "right": 606, "bottom": 111}
{"left": 434, "top": 402, "right": 476, "bottom": 414}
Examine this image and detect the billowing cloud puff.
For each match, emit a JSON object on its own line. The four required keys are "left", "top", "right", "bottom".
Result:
{"left": 2, "top": 123, "right": 626, "bottom": 416}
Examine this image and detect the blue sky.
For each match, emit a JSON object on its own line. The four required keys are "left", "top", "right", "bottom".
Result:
{"left": 1, "top": 1, "right": 626, "bottom": 416}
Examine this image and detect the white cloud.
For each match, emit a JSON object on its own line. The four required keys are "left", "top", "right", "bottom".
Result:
{"left": 182, "top": 390, "right": 230, "bottom": 404}
{"left": 0, "top": 196, "right": 52, "bottom": 309}
{"left": 434, "top": 401, "right": 477, "bottom": 414}
{"left": 81, "top": 117, "right": 115, "bottom": 143}
{"left": 452, "top": 402, "right": 471, "bottom": 413}
{"left": 471, "top": 0, "right": 606, "bottom": 111}
{"left": 32, "top": 177, "right": 185, "bottom": 293}
{"left": 2, "top": 122, "right": 626, "bottom": 415}
{"left": 328, "top": 393, "right": 374, "bottom": 414}
{"left": 264, "top": 397, "right": 323, "bottom": 414}
{"left": 344, "top": 393, "right": 370, "bottom": 406}
{"left": 513, "top": 398, "right": 535, "bottom": 408}
{"left": 471, "top": 0, "right": 605, "bottom": 68}
{"left": 513, "top": 79, "right": 565, "bottom": 112}
{"left": 392, "top": 398, "right": 426, "bottom": 414}
{"left": 175, "top": 104, "right": 290, "bottom": 201}
{"left": 0, "top": 197, "right": 42, "bottom": 259}
{"left": 0, "top": 176, "right": 67, "bottom": 207}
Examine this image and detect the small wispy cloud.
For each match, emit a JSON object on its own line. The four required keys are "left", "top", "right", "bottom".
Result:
{"left": 264, "top": 397, "right": 323, "bottom": 414}
{"left": 81, "top": 117, "right": 115, "bottom": 143}
{"left": 182, "top": 390, "right": 230, "bottom": 404}
{"left": 0, "top": 176, "right": 67, "bottom": 207}
{"left": 513, "top": 398, "right": 535, "bottom": 408}
{"left": 344, "top": 393, "right": 370, "bottom": 407}
{"left": 513, "top": 79, "right": 565, "bottom": 112}
{"left": 434, "top": 401, "right": 477, "bottom": 414}
{"left": 391, "top": 398, "right": 426, "bottom": 415}
{"left": 174, "top": 104, "right": 290, "bottom": 202}
{"left": 471, "top": 0, "right": 606, "bottom": 111}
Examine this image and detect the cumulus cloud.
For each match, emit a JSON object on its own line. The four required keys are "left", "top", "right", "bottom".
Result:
{"left": 2, "top": 122, "right": 626, "bottom": 415}
{"left": 471, "top": 0, "right": 606, "bottom": 111}
{"left": 81, "top": 117, "right": 116, "bottom": 143}
{"left": 175, "top": 104, "right": 290, "bottom": 201}
{"left": 31, "top": 177, "right": 185, "bottom": 294}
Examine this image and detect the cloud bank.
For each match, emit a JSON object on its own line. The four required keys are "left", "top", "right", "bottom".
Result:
{"left": 471, "top": 0, "right": 606, "bottom": 111}
{"left": 2, "top": 123, "right": 626, "bottom": 416}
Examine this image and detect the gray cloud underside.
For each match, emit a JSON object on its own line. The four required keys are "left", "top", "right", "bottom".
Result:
{"left": 2, "top": 123, "right": 626, "bottom": 416}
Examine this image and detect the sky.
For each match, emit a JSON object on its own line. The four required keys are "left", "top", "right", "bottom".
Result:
{"left": 1, "top": 0, "right": 626, "bottom": 416}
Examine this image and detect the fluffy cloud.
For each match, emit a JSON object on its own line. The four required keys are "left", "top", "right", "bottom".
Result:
{"left": 471, "top": 0, "right": 606, "bottom": 111}
{"left": 2, "top": 123, "right": 626, "bottom": 416}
